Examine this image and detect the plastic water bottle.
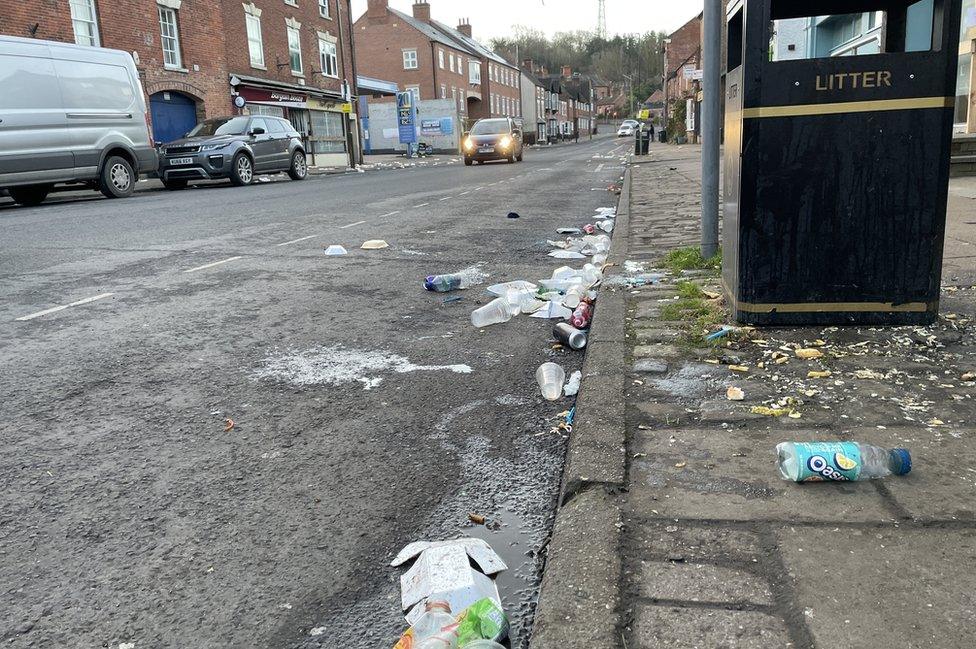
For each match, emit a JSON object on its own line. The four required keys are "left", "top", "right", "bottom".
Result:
{"left": 410, "top": 601, "right": 458, "bottom": 648}
{"left": 776, "top": 441, "right": 912, "bottom": 483}
{"left": 425, "top": 273, "right": 477, "bottom": 292}
{"left": 471, "top": 298, "right": 517, "bottom": 327}
{"left": 536, "top": 362, "right": 566, "bottom": 401}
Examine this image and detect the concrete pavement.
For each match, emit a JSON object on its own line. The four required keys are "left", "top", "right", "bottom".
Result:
{"left": 532, "top": 143, "right": 976, "bottom": 648}
{"left": 0, "top": 135, "right": 628, "bottom": 648}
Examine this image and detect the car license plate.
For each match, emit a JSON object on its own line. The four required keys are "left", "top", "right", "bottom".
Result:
{"left": 478, "top": 146, "right": 493, "bottom": 153}
{"left": 170, "top": 157, "right": 194, "bottom": 166}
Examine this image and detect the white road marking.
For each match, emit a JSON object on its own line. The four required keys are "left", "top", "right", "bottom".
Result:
{"left": 184, "top": 256, "right": 243, "bottom": 273}
{"left": 380, "top": 210, "right": 400, "bottom": 217}
{"left": 439, "top": 196, "right": 452, "bottom": 201}
{"left": 459, "top": 191, "right": 470, "bottom": 196}
{"left": 473, "top": 187, "right": 484, "bottom": 192}
{"left": 339, "top": 220, "right": 367, "bottom": 229}
{"left": 594, "top": 163, "right": 605, "bottom": 173}
{"left": 276, "top": 235, "right": 318, "bottom": 247}
{"left": 16, "top": 292, "right": 115, "bottom": 321}
{"left": 413, "top": 202, "right": 430, "bottom": 208}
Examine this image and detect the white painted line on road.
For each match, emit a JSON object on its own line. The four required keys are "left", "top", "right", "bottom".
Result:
{"left": 276, "top": 235, "right": 318, "bottom": 247}
{"left": 184, "top": 256, "right": 243, "bottom": 273}
{"left": 380, "top": 210, "right": 400, "bottom": 217}
{"left": 594, "top": 163, "right": 605, "bottom": 173}
{"left": 339, "top": 220, "right": 367, "bottom": 229}
{"left": 473, "top": 187, "right": 484, "bottom": 192}
{"left": 459, "top": 191, "right": 470, "bottom": 196}
{"left": 413, "top": 202, "right": 430, "bottom": 208}
{"left": 16, "top": 292, "right": 115, "bottom": 322}
{"left": 439, "top": 196, "right": 453, "bottom": 201}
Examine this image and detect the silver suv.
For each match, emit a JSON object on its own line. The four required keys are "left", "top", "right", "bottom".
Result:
{"left": 157, "top": 116, "right": 307, "bottom": 189}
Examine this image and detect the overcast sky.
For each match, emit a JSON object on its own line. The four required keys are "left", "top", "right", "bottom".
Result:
{"left": 349, "top": 0, "right": 704, "bottom": 41}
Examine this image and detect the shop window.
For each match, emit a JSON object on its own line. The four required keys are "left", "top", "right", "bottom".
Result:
{"left": 310, "top": 110, "right": 346, "bottom": 153}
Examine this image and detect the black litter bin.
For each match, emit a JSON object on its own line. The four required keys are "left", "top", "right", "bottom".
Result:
{"left": 658, "top": 129, "right": 666, "bottom": 143}
{"left": 722, "top": 0, "right": 961, "bottom": 326}
{"left": 634, "top": 127, "right": 651, "bottom": 155}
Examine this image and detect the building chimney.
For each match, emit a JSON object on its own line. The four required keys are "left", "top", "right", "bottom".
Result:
{"left": 561, "top": 65, "right": 572, "bottom": 78}
{"left": 457, "top": 18, "right": 472, "bottom": 38}
{"left": 523, "top": 59, "right": 535, "bottom": 72}
{"left": 366, "top": 0, "right": 388, "bottom": 19}
{"left": 412, "top": 0, "right": 431, "bottom": 23}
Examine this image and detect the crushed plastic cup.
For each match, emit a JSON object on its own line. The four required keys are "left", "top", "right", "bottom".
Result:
{"left": 536, "top": 362, "right": 566, "bottom": 401}
{"left": 471, "top": 298, "right": 517, "bottom": 328}
{"left": 564, "top": 370, "right": 582, "bottom": 396}
{"left": 324, "top": 245, "right": 348, "bottom": 256}
{"left": 361, "top": 239, "right": 389, "bottom": 249}
{"left": 486, "top": 281, "right": 537, "bottom": 297}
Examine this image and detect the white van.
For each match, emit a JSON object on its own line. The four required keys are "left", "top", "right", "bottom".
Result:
{"left": 0, "top": 35, "right": 157, "bottom": 206}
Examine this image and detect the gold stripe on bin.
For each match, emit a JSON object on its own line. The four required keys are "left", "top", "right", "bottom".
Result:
{"left": 741, "top": 96, "right": 953, "bottom": 119}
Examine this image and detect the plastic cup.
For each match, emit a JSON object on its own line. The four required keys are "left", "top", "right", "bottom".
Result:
{"left": 536, "top": 362, "right": 566, "bottom": 401}
{"left": 471, "top": 297, "right": 516, "bottom": 328}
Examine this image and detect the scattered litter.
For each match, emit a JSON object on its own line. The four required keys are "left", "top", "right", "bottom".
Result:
{"left": 729, "top": 365, "right": 750, "bottom": 373}
{"left": 807, "top": 370, "right": 832, "bottom": 379}
{"left": 507, "top": 212, "right": 520, "bottom": 219}
{"left": 854, "top": 369, "right": 885, "bottom": 380}
{"left": 486, "top": 280, "right": 536, "bottom": 297}
{"left": 223, "top": 418, "right": 235, "bottom": 432}
{"left": 530, "top": 301, "right": 573, "bottom": 319}
{"left": 777, "top": 441, "right": 911, "bottom": 482}
{"left": 752, "top": 405, "right": 792, "bottom": 417}
{"left": 597, "top": 220, "right": 614, "bottom": 233}
{"left": 537, "top": 362, "right": 566, "bottom": 401}
{"left": 702, "top": 289, "right": 722, "bottom": 300}
{"left": 426, "top": 270, "right": 483, "bottom": 292}
{"left": 324, "top": 245, "right": 347, "bottom": 256}
{"left": 443, "top": 296, "right": 463, "bottom": 304}
{"left": 309, "top": 627, "right": 327, "bottom": 637}
{"left": 570, "top": 301, "right": 594, "bottom": 329}
{"left": 675, "top": 462, "right": 687, "bottom": 468}
{"left": 706, "top": 326, "right": 736, "bottom": 342}
{"left": 726, "top": 386, "right": 745, "bottom": 401}
{"left": 557, "top": 227, "right": 582, "bottom": 235}
{"left": 471, "top": 298, "right": 517, "bottom": 327}
{"left": 795, "top": 348, "right": 824, "bottom": 359}
{"left": 468, "top": 513, "right": 486, "bottom": 525}
{"left": 962, "top": 371, "right": 975, "bottom": 381}
{"left": 564, "top": 370, "right": 582, "bottom": 397}
{"left": 361, "top": 239, "right": 389, "bottom": 250}
{"left": 553, "top": 322, "right": 587, "bottom": 350}
{"left": 549, "top": 250, "right": 587, "bottom": 259}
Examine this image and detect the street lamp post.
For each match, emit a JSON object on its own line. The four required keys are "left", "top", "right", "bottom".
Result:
{"left": 701, "top": 0, "right": 721, "bottom": 260}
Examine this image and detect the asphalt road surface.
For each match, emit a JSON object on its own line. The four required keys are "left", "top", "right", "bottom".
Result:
{"left": 0, "top": 134, "right": 629, "bottom": 648}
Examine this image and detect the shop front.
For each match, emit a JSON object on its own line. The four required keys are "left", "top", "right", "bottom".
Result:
{"left": 307, "top": 97, "right": 354, "bottom": 168}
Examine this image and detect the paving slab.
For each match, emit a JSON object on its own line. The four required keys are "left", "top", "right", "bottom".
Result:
{"left": 635, "top": 561, "right": 774, "bottom": 605}
{"left": 628, "top": 428, "right": 895, "bottom": 522}
{"left": 631, "top": 605, "right": 792, "bottom": 649}
{"left": 777, "top": 526, "right": 976, "bottom": 648}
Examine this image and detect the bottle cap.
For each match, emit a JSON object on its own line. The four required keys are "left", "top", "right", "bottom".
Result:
{"left": 889, "top": 448, "right": 912, "bottom": 475}
{"left": 423, "top": 276, "right": 437, "bottom": 291}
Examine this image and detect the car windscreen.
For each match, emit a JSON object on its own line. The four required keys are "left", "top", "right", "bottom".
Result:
{"left": 622, "top": 120, "right": 638, "bottom": 127}
{"left": 188, "top": 117, "right": 250, "bottom": 137}
{"left": 471, "top": 120, "right": 510, "bottom": 135}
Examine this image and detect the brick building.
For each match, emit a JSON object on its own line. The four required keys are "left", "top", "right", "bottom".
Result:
{"left": 662, "top": 12, "right": 702, "bottom": 128}
{"left": 0, "top": 0, "right": 360, "bottom": 166}
{"left": 354, "top": 0, "right": 521, "bottom": 127}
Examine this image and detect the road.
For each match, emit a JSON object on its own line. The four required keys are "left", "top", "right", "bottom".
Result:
{"left": 0, "top": 134, "right": 629, "bottom": 648}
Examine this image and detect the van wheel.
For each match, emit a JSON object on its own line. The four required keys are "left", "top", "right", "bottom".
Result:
{"left": 100, "top": 156, "right": 135, "bottom": 198}
{"left": 230, "top": 153, "right": 253, "bottom": 186}
{"left": 516, "top": 151, "right": 524, "bottom": 162}
{"left": 464, "top": 158, "right": 473, "bottom": 166}
{"left": 287, "top": 151, "right": 307, "bottom": 180}
{"left": 9, "top": 185, "right": 52, "bottom": 207}
{"left": 162, "top": 179, "right": 188, "bottom": 190}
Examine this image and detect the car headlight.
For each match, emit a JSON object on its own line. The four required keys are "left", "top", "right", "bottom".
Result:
{"left": 498, "top": 136, "right": 512, "bottom": 149}
{"left": 200, "top": 143, "right": 226, "bottom": 152}
{"left": 463, "top": 138, "right": 475, "bottom": 152}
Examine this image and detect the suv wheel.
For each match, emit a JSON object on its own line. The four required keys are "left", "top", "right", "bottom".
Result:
{"left": 464, "top": 158, "right": 473, "bottom": 166}
{"left": 516, "top": 151, "right": 524, "bottom": 162}
{"left": 230, "top": 152, "right": 253, "bottom": 186}
{"left": 162, "top": 179, "right": 188, "bottom": 191}
{"left": 287, "top": 150, "right": 307, "bottom": 181}
{"left": 9, "top": 184, "right": 52, "bottom": 207}
{"left": 100, "top": 156, "right": 135, "bottom": 198}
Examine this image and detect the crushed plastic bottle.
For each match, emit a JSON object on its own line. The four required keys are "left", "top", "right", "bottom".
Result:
{"left": 536, "top": 362, "right": 566, "bottom": 401}
{"left": 394, "top": 601, "right": 459, "bottom": 649}
{"left": 426, "top": 272, "right": 481, "bottom": 292}
{"left": 570, "top": 301, "right": 594, "bottom": 329}
{"left": 564, "top": 370, "right": 582, "bottom": 396}
{"left": 776, "top": 441, "right": 912, "bottom": 482}
{"left": 470, "top": 298, "right": 517, "bottom": 328}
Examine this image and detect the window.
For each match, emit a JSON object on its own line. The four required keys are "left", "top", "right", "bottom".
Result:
{"left": 54, "top": 60, "right": 134, "bottom": 110}
{"left": 250, "top": 117, "right": 270, "bottom": 134}
{"left": 403, "top": 49, "right": 418, "bottom": 70}
{"left": 310, "top": 110, "right": 346, "bottom": 153}
{"left": 438, "top": 49, "right": 445, "bottom": 69}
{"left": 158, "top": 5, "right": 182, "bottom": 69}
{"left": 469, "top": 60, "right": 481, "bottom": 84}
{"left": 449, "top": 53, "right": 455, "bottom": 72}
{"left": 267, "top": 119, "right": 287, "bottom": 134}
{"left": 406, "top": 85, "right": 420, "bottom": 101}
{"left": 441, "top": 83, "right": 447, "bottom": 99}
{"left": 69, "top": 0, "right": 100, "bottom": 46}
{"left": 452, "top": 86, "right": 457, "bottom": 103}
{"left": 318, "top": 0, "right": 330, "bottom": 18}
{"left": 287, "top": 24, "right": 303, "bottom": 74}
{"left": 0, "top": 55, "right": 61, "bottom": 110}
{"left": 245, "top": 10, "right": 264, "bottom": 67}
{"left": 319, "top": 39, "right": 338, "bottom": 78}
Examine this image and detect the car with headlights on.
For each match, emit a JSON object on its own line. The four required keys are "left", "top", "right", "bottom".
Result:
{"left": 157, "top": 115, "right": 307, "bottom": 189}
{"left": 462, "top": 118, "right": 523, "bottom": 166}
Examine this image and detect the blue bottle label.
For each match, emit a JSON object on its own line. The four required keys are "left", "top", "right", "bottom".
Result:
{"left": 791, "top": 442, "right": 862, "bottom": 482}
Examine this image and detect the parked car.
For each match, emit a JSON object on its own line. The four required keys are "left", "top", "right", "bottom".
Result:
{"left": 617, "top": 120, "right": 639, "bottom": 137}
{"left": 0, "top": 35, "right": 157, "bottom": 207}
{"left": 462, "top": 118, "right": 524, "bottom": 165}
{"left": 157, "top": 116, "right": 307, "bottom": 189}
